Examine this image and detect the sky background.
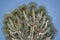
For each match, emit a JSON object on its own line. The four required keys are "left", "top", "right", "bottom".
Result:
{"left": 0, "top": 0, "right": 60, "bottom": 40}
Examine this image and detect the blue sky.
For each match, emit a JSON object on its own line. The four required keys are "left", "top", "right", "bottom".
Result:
{"left": 0, "top": 0, "right": 60, "bottom": 40}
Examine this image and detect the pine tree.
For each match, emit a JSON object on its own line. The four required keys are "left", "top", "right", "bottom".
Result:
{"left": 3, "top": 2, "right": 56, "bottom": 40}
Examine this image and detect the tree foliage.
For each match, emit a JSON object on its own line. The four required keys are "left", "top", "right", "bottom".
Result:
{"left": 3, "top": 2, "right": 56, "bottom": 40}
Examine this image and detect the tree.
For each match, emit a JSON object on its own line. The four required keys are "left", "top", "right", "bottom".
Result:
{"left": 3, "top": 2, "right": 56, "bottom": 40}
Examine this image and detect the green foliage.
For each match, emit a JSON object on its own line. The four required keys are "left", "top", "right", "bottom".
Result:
{"left": 3, "top": 2, "right": 56, "bottom": 40}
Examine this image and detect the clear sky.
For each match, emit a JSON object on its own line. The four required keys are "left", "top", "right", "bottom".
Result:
{"left": 0, "top": 0, "right": 60, "bottom": 40}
